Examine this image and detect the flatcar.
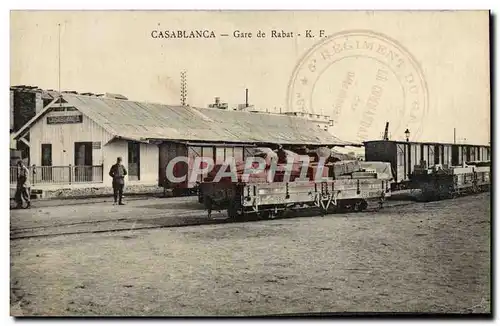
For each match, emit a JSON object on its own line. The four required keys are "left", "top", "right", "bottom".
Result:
{"left": 412, "top": 161, "right": 490, "bottom": 201}
{"left": 199, "top": 149, "right": 393, "bottom": 220}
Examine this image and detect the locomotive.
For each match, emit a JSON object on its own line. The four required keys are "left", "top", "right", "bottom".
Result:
{"left": 198, "top": 147, "right": 393, "bottom": 220}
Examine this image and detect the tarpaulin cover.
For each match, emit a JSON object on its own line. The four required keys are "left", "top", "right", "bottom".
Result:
{"left": 359, "top": 161, "right": 393, "bottom": 180}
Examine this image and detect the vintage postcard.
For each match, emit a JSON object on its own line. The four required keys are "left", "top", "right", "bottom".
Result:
{"left": 10, "top": 10, "right": 491, "bottom": 316}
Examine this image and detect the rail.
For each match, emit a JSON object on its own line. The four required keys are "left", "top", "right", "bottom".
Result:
{"left": 10, "top": 165, "right": 104, "bottom": 186}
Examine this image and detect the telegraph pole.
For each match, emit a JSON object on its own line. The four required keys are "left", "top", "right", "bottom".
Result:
{"left": 180, "top": 70, "right": 187, "bottom": 106}
{"left": 58, "top": 23, "right": 62, "bottom": 106}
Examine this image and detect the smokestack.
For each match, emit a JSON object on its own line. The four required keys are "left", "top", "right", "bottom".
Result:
{"left": 215, "top": 97, "right": 220, "bottom": 106}
{"left": 245, "top": 88, "right": 249, "bottom": 107}
{"left": 454, "top": 128, "right": 456, "bottom": 144}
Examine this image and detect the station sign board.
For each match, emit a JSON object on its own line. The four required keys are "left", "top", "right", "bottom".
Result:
{"left": 47, "top": 115, "right": 83, "bottom": 125}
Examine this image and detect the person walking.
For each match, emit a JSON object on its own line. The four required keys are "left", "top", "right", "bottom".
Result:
{"left": 14, "top": 160, "right": 31, "bottom": 209}
{"left": 109, "top": 157, "right": 127, "bottom": 205}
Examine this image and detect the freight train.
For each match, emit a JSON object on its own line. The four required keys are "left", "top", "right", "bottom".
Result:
{"left": 199, "top": 147, "right": 393, "bottom": 220}
{"left": 161, "top": 138, "right": 490, "bottom": 218}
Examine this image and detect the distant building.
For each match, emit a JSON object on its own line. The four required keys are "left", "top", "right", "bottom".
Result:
{"left": 10, "top": 85, "right": 60, "bottom": 162}
{"left": 10, "top": 85, "right": 53, "bottom": 133}
{"left": 208, "top": 97, "right": 228, "bottom": 110}
{"left": 282, "top": 111, "right": 334, "bottom": 132}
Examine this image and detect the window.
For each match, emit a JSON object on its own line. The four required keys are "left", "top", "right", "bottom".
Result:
{"left": 128, "top": 142, "right": 140, "bottom": 181}
{"left": 41, "top": 144, "right": 52, "bottom": 166}
{"left": 41, "top": 144, "right": 52, "bottom": 181}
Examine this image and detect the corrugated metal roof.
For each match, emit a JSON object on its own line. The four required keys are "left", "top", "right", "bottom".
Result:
{"left": 30, "top": 94, "right": 360, "bottom": 146}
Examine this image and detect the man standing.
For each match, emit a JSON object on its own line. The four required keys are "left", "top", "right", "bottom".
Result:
{"left": 15, "top": 160, "right": 31, "bottom": 209}
{"left": 109, "top": 157, "right": 127, "bottom": 205}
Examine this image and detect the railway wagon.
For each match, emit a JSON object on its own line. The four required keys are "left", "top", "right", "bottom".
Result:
{"left": 412, "top": 161, "right": 490, "bottom": 201}
{"left": 200, "top": 161, "right": 393, "bottom": 220}
{"left": 364, "top": 140, "right": 491, "bottom": 190}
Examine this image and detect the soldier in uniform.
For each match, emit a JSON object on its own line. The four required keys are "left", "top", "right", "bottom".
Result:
{"left": 14, "top": 160, "right": 31, "bottom": 209}
{"left": 109, "top": 157, "right": 127, "bottom": 205}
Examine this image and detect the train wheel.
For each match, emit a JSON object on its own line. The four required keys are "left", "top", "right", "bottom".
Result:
{"left": 259, "top": 211, "right": 278, "bottom": 220}
{"left": 473, "top": 185, "right": 479, "bottom": 194}
{"left": 347, "top": 204, "right": 356, "bottom": 213}
{"left": 227, "top": 203, "right": 244, "bottom": 221}
{"left": 438, "top": 184, "right": 447, "bottom": 199}
{"left": 353, "top": 201, "right": 367, "bottom": 212}
{"left": 205, "top": 197, "right": 214, "bottom": 219}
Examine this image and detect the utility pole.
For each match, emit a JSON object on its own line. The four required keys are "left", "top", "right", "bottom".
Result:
{"left": 58, "top": 23, "right": 62, "bottom": 106}
{"left": 454, "top": 128, "right": 456, "bottom": 144}
{"left": 180, "top": 70, "right": 187, "bottom": 106}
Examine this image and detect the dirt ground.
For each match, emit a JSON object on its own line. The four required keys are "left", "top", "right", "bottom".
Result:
{"left": 10, "top": 193, "right": 491, "bottom": 316}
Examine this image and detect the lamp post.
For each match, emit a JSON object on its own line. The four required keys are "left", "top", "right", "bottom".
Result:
{"left": 404, "top": 128, "right": 411, "bottom": 180}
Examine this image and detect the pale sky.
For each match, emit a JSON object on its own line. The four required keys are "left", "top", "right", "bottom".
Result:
{"left": 10, "top": 10, "right": 490, "bottom": 145}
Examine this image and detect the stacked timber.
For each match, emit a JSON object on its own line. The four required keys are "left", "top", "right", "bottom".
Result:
{"left": 328, "top": 161, "right": 393, "bottom": 180}
{"left": 333, "top": 161, "right": 361, "bottom": 178}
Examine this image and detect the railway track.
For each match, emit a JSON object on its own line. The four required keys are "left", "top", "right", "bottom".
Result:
{"left": 11, "top": 200, "right": 417, "bottom": 241}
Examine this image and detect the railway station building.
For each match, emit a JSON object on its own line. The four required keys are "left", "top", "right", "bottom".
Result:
{"left": 12, "top": 93, "right": 356, "bottom": 189}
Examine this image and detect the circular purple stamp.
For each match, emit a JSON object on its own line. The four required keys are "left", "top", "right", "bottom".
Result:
{"left": 287, "top": 30, "right": 429, "bottom": 142}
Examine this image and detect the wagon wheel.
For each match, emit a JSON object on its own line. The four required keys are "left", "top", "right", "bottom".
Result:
{"left": 437, "top": 184, "right": 446, "bottom": 199}
{"left": 409, "top": 187, "right": 420, "bottom": 199}
{"left": 259, "top": 211, "right": 277, "bottom": 220}
{"left": 472, "top": 184, "right": 479, "bottom": 194}
{"left": 205, "top": 197, "right": 213, "bottom": 219}
{"left": 344, "top": 203, "right": 355, "bottom": 213}
{"left": 353, "top": 201, "right": 367, "bottom": 212}
{"left": 227, "top": 202, "right": 244, "bottom": 221}
{"left": 359, "top": 200, "right": 368, "bottom": 212}
{"left": 337, "top": 201, "right": 353, "bottom": 213}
